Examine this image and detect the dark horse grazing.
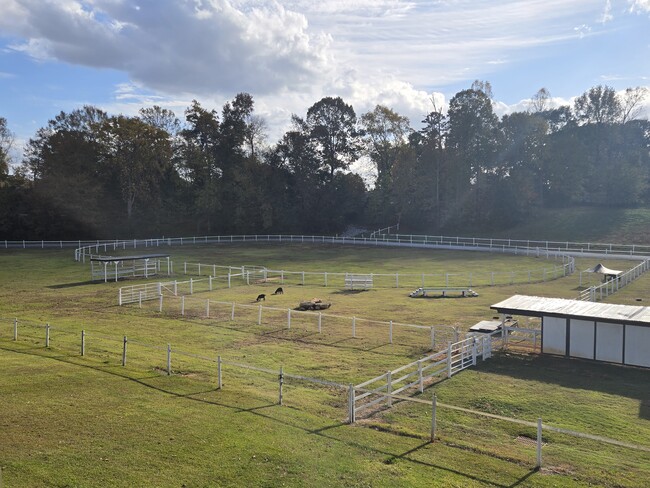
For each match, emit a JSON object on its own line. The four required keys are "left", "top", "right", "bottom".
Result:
{"left": 273, "top": 287, "right": 284, "bottom": 295}
{"left": 256, "top": 294, "right": 266, "bottom": 302}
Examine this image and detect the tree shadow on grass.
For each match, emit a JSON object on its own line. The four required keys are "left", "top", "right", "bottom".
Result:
{"left": 1, "top": 343, "right": 543, "bottom": 488}
{"left": 47, "top": 280, "right": 99, "bottom": 289}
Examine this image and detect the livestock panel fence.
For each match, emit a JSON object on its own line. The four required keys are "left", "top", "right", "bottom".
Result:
{"left": 2, "top": 316, "right": 648, "bottom": 472}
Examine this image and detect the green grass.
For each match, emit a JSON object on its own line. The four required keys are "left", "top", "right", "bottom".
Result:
{"left": 1, "top": 244, "right": 649, "bottom": 487}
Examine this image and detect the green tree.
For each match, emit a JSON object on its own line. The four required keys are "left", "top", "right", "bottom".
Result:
{"left": 305, "top": 96, "right": 361, "bottom": 179}
{"left": 360, "top": 105, "right": 411, "bottom": 190}
{"left": 100, "top": 115, "right": 173, "bottom": 222}
{"left": 0, "top": 116, "right": 13, "bottom": 179}
{"left": 574, "top": 85, "right": 621, "bottom": 125}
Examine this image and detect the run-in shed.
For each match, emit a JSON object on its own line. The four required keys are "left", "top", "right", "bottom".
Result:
{"left": 491, "top": 295, "right": 650, "bottom": 368}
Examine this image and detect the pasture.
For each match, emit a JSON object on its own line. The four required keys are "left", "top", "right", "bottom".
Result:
{"left": 1, "top": 243, "right": 649, "bottom": 487}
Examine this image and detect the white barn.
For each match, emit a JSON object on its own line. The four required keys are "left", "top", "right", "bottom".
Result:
{"left": 491, "top": 295, "right": 650, "bottom": 368}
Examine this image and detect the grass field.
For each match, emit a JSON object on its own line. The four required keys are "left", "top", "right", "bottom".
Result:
{"left": 1, "top": 243, "right": 649, "bottom": 487}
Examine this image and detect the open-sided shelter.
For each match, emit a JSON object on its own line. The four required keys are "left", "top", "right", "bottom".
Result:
{"left": 90, "top": 254, "right": 170, "bottom": 282}
{"left": 491, "top": 295, "right": 650, "bottom": 368}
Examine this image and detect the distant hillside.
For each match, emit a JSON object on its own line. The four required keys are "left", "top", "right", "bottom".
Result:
{"left": 435, "top": 207, "right": 650, "bottom": 245}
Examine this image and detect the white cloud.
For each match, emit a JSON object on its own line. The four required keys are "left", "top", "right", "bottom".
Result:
{"left": 628, "top": 0, "right": 650, "bottom": 14}
{"left": 3, "top": 0, "right": 647, "bottom": 151}
{"left": 600, "top": 0, "right": 613, "bottom": 23}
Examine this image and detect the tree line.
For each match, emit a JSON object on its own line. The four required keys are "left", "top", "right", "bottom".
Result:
{"left": 0, "top": 83, "right": 648, "bottom": 239}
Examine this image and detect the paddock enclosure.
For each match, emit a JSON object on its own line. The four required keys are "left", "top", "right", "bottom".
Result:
{"left": 1, "top": 233, "right": 650, "bottom": 487}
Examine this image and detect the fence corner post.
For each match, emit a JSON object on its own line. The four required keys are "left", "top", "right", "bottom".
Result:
{"left": 122, "top": 335, "right": 127, "bottom": 366}
{"left": 45, "top": 323, "right": 50, "bottom": 348}
{"left": 13, "top": 317, "right": 18, "bottom": 341}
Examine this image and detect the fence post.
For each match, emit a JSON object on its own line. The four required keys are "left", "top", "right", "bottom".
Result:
{"left": 231, "top": 303, "right": 235, "bottom": 321}
{"left": 348, "top": 384, "right": 356, "bottom": 424}
{"left": 352, "top": 317, "right": 356, "bottom": 338}
{"left": 324, "top": 272, "right": 328, "bottom": 287}
{"left": 13, "top": 318, "right": 17, "bottom": 341}
{"left": 45, "top": 323, "right": 50, "bottom": 348}
{"left": 418, "top": 360, "right": 424, "bottom": 393}
{"left": 209, "top": 275, "right": 213, "bottom": 291}
{"left": 431, "top": 393, "right": 437, "bottom": 442}
{"left": 122, "top": 336, "right": 127, "bottom": 366}
{"left": 228, "top": 272, "right": 231, "bottom": 288}
{"left": 278, "top": 366, "right": 284, "bottom": 406}
{"left": 159, "top": 294, "right": 163, "bottom": 312}
{"left": 167, "top": 344, "right": 172, "bottom": 375}
{"left": 258, "top": 305, "right": 263, "bottom": 325}
{"left": 81, "top": 330, "right": 85, "bottom": 356}
{"left": 119, "top": 288, "right": 123, "bottom": 306}
{"left": 287, "top": 309, "right": 291, "bottom": 330}
{"left": 206, "top": 299, "right": 210, "bottom": 318}
{"left": 454, "top": 327, "right": 459, "bottom": 343}
{"left": 301, "top": 271, "right": 305, "bottom": 286}
{"left": 472, "top": 337, "right": 477, "bottom": 366}
{"left": 139, "top": 291, "right": 142, "bottom": 308}
{"left": 181, "top": 296, "right": 185, "bottom": 316}
{"left": 536, "top": 418, "right": 543, "bottom": 469}
{"left": 386, "top": 371, "right": 392, "bottom": 407}
{"left": 190, "top": 278, "right": 193, "bottom": 295}
{"left": 389, "top": 320, "right": 393, "bottom": 344}
{"left": 430, "top": 327, "right": 435, "bottom": 350}
{"left": 184, "top": 262, "right": 187, "bottom": 274}
{"left": 395, "top": 273, "right": 399, "bottom": 288}
{"left": 318, "top": 312, "right": 322, "bottom": 333}
{"left": 174, "top": 281, "right": 178, "bottom": 296}
{"left": 447, "top": 342, "right": 453, "bottom": 377}
{"left": 217, "top": 355, "right": 222, "bottom": 389}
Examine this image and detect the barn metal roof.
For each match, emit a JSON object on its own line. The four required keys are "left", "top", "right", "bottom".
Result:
{"left": 491, "top": 295, "right": 650, "bottom": 326}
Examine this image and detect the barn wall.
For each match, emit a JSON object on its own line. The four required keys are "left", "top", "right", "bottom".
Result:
{"left": 624, "top": 325, "right": 650, "bottom": 368}
{"left": 569, "top": 319, "right": 595, "bottom": 359}
{"left": 595, "top": 322, "right": 624, "bottom": 364}
{"left": 542, "top": 316, "right": 566, "bottom": 355}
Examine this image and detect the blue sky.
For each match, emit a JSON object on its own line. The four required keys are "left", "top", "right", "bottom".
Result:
{"left": 1, "top": 0, "right": 648, "bottom": 163}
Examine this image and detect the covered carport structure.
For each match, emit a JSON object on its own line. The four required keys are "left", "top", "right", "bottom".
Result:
{"left": 491, "top": 295, "right": 650, "bottom": 368}
{"left": 90, "top": 254, "right": 170, "bottom": 282}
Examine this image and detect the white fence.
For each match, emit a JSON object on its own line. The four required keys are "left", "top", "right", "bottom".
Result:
{"left": 353, "top": 335, "right": 492, "bottom": 419}
{"left": 578, "top": 259, "right": 650, "bottom": 301}
{"left": 4, "top": 316, "right": 648, "bottom": 471}
{"left": 118, "top": 273, "right": 242, "bottom": 305}
{"left": 131, "top": 294, "right": 459, "bottom": 349}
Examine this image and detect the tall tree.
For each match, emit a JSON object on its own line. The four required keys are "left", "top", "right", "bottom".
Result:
{"left": 361, "top": 104, "right": 411, "bottom": 190}
{"left": 530, "top": 88, "right": 551, "bottom": 113}
{"left": 447, "top": 87, "right": 501, "bottom": 220}
{"left": 0, "top": 116, "right": 13, "bottom": 178}
{"left": 574, "top": 85, "right": 621, "bottom": 125}
{"left": 305, "top": 96, "right": 361, "bottom": 179}
{"left": 620, "top": 87, "right": 649, "bottom": 124}
{"left": 100, "top": 115, "right": 173, "bottom": 222}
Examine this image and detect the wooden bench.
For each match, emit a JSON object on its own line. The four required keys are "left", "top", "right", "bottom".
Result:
{"left": 345, "top": 274, "right": 373, "bottom": 290}
{"left": 409, "top": 287, "right": 478, "bottom": 298}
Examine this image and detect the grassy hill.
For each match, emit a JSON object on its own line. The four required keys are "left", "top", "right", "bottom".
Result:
{"left": 433, "top": 207, "right": 650, "bottom": 244}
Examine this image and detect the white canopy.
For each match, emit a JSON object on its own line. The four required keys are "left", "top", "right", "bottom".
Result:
{"left": 584, "top": 263, "right": 622, "bottom": 276}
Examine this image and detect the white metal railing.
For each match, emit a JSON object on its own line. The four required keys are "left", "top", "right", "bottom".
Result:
{"left": 578, "top": 260, "right": 650, "bottom": 301}
{"left": 2, "top": 233, "right": 649, "bottom": 260}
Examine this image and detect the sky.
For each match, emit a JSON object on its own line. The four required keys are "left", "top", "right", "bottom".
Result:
{"left": 1, "top": 0, "right": 649, "bottom": 165}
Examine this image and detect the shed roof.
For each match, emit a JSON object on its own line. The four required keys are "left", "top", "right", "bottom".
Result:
{"left": 491, "top": 295, "right": 650, "bottom": 326}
